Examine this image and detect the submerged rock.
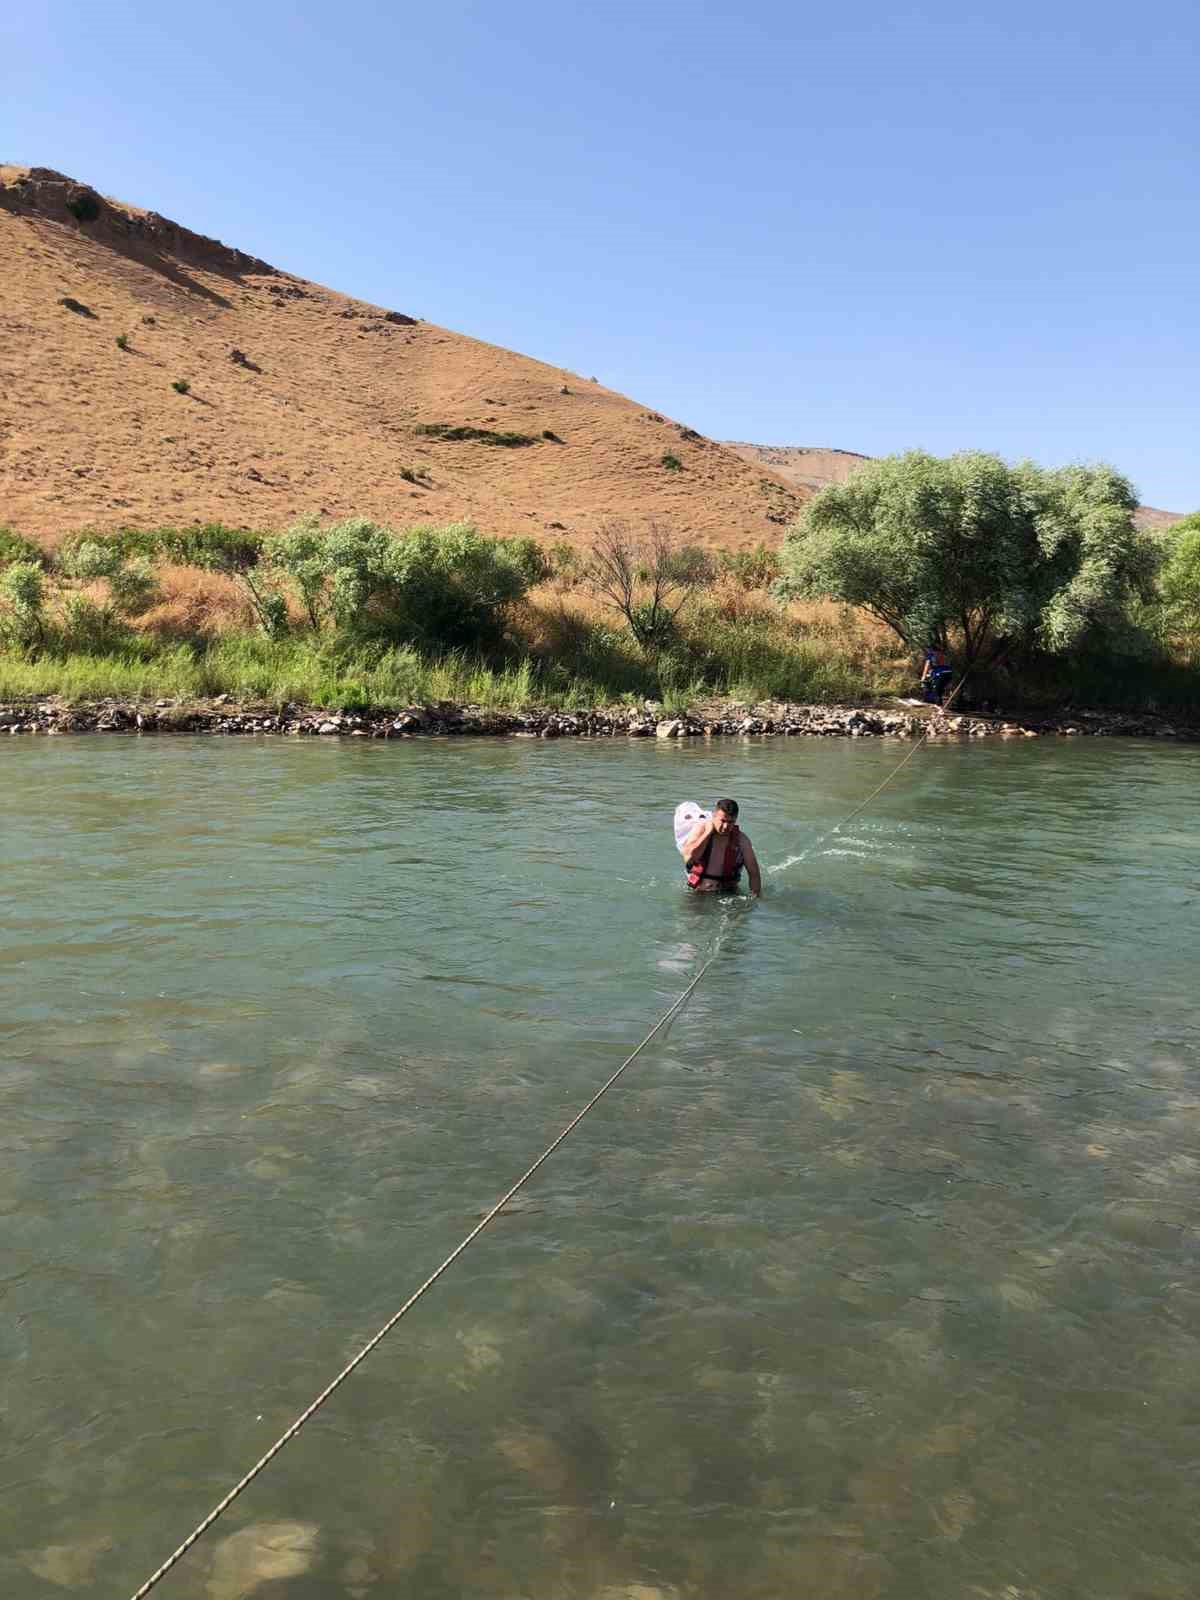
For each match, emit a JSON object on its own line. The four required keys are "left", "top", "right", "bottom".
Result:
{"left": 206, "top": 1521, "right": 318, "bottom": 1600}
{"left": 19, "top": 1534, "right": 112, "bottom": 1587}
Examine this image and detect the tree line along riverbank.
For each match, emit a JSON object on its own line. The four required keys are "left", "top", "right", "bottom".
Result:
{"left": 1, "top": 452, "right": 1198, "bottom": 722}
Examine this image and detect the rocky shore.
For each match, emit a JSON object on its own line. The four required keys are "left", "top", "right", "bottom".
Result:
{"left": 1, "top": 696, "right": 1195, "bottom": 741}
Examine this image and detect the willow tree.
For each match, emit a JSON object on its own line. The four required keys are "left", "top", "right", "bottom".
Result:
{"left": 776, "top": 450, "right": 1157, "bottom": 671}
{"left": 1159, "top": 513, "right": 1200, "bottom": 634}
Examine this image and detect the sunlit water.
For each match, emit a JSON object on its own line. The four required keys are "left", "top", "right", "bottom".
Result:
{"left": 2, "top": 734, "right": 1197, "bottom": 1600}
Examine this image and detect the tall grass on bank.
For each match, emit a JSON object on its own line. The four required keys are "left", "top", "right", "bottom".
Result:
{"left": 0, "top": 637, "right": 638, "bottom": 711}
{"left": 0, "top": 608, "right": 905, "bottom": 710}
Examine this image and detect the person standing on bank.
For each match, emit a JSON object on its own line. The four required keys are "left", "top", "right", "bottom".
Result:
{"left": 681, "top": 799, "right": 762, "bottom": 897}
{"left": 921, "top": 645, "right": 954, "bottom": 705}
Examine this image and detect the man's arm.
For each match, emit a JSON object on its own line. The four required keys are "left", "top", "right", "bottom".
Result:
{"left": 681, "top": 818, "right": 714, "bottom": 863}
{"left": 741, "top": 835, "right": 763, "bottom": 897}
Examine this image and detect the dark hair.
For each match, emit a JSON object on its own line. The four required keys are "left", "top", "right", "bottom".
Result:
{"left": 714, "top": 798, "right": 739, "bottom": 818}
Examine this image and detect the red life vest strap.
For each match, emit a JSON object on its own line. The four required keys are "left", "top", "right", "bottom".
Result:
{"left": 686, "top": 824, "right": 743, "bottom": 888}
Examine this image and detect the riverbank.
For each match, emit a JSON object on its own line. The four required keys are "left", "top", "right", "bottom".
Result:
{"left": 2, "top": 694, "right": 1196, "bottom": 740}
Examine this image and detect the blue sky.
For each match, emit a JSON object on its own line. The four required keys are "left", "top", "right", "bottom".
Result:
{"left": 6, "top": 0, "right": 1198, "bottom": 509}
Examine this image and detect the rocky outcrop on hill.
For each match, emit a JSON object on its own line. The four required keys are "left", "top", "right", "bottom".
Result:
{"left": 0, "top": 166, "right": 276, "bottom": 279}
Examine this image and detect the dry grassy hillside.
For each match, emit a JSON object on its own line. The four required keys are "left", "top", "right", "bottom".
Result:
{"left": 727, "top": 440, "right": 1182, "bottom": 533}
{"left": 0, "top": 166, "right": 807, "bottom": 551}
{"left": 724, "top": 443, "right": 872, "bottom": 494}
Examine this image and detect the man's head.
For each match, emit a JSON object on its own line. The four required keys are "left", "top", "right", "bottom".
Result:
{"left": 713, "top": 798, "right": 739, "bottom": 834}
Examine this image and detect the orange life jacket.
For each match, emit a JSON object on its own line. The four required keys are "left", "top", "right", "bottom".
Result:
{"left": 686, "top": 825, "right": 743, "bottom": 889}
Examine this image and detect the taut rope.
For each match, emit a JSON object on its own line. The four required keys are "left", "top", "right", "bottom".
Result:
{"left": 126, "top": 677, "right": 966, "bottom": 1599}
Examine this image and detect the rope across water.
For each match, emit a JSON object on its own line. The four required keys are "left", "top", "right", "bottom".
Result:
{"left": 126, "top": 684, "right": 963, "bottom": 1599}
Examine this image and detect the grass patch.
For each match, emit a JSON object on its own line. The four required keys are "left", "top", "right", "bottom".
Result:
{"left": 415, "top": 423, "right": 537, "bottom": 448}
{"left": 0, "top": 527, "right": 48, "bottom": 569}
{"left": 0, "top": 635, "right": 631, "bottom": 712}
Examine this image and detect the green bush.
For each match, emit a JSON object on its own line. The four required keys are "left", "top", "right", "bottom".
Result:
{"left": 415, "top": 423, "right": 537, "bottom": 448}
{"left": 108, "top": 561, "right": 160, "bottom": 616}
{"left": 546, "top": 541, "right": 584, "bottom": 590}
{"left": 59, "top": 540, "right": 161, "bottom": 618}
{"left": 661, "top": 452, "right": 683, "bottom": 471}
{"left": 0, "top": 527, "right": 47, "bottom": 569}
{"left": 157, "top": 523, "right": 264, "bottom": 573}
{"left": 266, "top": 518, "right": 548, "bottom": 652}
{"left": 57, "top": 529, "right": 154, "bottom": 567}
{"left": 0, "top": 562, "right": 47, "bottom": 649}
{"left": 63, "top": 540, "right": 125, "bottom": 581}
{"left": 172, "top": 379, "right": 190, "bottom": 395}
{"left": 59, "top": 595, "right": 130, "bottom": 654}
{"left": 1159, "top": 515, "right": 1200, "bottom": 634}
{"left": 56, "top": 524, "right": 264, "bottom": 573}
{"left": 115, "top": 333, "right": 129, "bottom": 351}
{"left": 718, "top": 543, "right": 782, "bottom": 590}
{"left": 66, "top": 191, "right": 101, "bottom": 223}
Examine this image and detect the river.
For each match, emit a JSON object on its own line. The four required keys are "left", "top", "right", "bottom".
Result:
{"left": 2, "top": 735, "right": 1197, "bottom": 1599}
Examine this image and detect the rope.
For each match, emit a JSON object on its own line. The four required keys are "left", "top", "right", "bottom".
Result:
{"left": 127, "top": 946, "right": 723, "bottom": 1600}
{"left": 768, "top": 673, "right": 968, "bottom": 876}
{"left": 126, "top": 670, "right": 966, "bottom": 1599}
{"left": 817, "top": 673, "right": 968, "bottom": 838}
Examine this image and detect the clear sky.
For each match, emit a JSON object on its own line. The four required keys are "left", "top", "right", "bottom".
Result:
{"left": 6, "top": 0, "right": 1199, "bottom": 509}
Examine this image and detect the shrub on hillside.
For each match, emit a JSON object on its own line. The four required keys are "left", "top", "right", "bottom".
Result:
{"left": 59, "top": 595, "right": 130, "bottom": 654}
{"left": 718, "top": 543, "right": 782, "bottom": 591}
{"left": 546, "top": 541, "right": 584, "bottom": 591}
{"left": 0, "top": 527, "right": 48, "bottom": 569}
{"left": 66, "top": 191, "right": 101, "bottom": 223}
{"left": 415, "top": 423, "right": 537, "bottom": 448}
{"left": 57, "top": 529, "right": 156, "bottom": 567}
{"left": 63, "top": 540, "right": 126, "bottom": 581}
{"left": 157, "top": 524, "right": 265, "bottom": 573}
{"left": 582, "top": 521, "right": 714, "bottom": 650}
{"left": 57, "top": 524, "right": 265, "bottom": 574}
{"left": 266, "top": 518, "right": 548, "bottom": 652}
{"left": 0, "top": 562, "right": 48, "bottom": 650}
{"left": 108, "top": 561, "right": 161, "bottom": 616}
{"left": 61, "top": 540, "right": 161, "bottom": 618}
{"left": 661, "top": 452, "right": 683, "bottom": 471}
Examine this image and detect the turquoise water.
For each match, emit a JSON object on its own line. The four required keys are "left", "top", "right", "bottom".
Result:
{"left": 2, "top": 735, "right": 1197, "bottom": 1599}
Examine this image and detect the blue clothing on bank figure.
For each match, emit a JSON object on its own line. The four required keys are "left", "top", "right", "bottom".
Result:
{"left": 921, "top": 646, "right": 953, "bottom": 705}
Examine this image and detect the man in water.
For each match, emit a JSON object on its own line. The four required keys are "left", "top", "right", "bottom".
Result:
{"left": 681, "top": 798, "right": 762, "bottom": 897}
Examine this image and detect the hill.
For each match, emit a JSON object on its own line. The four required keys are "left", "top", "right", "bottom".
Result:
{"left": 725, "top": 441, "right": 1184, "bottom": 533}
{"left": 0, "top": 166, "right": 807, "bottom": 551}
